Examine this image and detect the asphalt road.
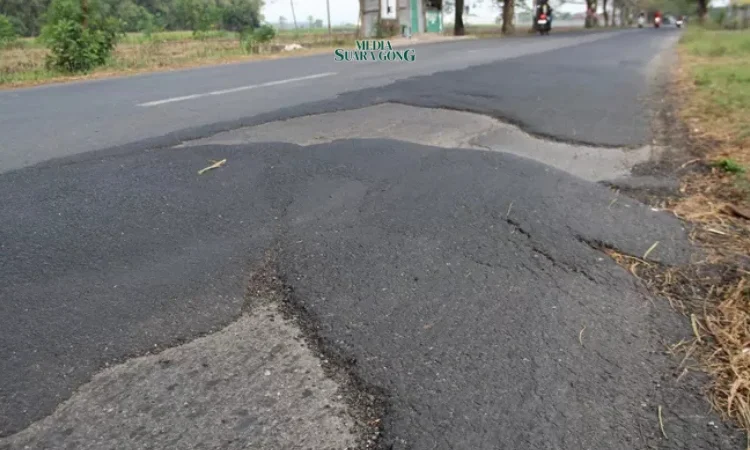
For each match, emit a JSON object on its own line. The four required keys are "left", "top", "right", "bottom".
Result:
{"left": 4, "top": 28, "right": 656, "bottom": 174}
{"left": 1, "top": 27, "right": 742, "bottom": 449}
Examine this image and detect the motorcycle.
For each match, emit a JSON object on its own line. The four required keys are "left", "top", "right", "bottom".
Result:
{"left": 676, "top": 17, "right": 683, "bottom": 28}
{"left": 637, "top": 16, "right": 645, "bottom": 27}
{"left": 536, "top": 13, "right": 551, "bottom": 35}
{"left": 654, "top": 16, "right": 661, "bottom": 28}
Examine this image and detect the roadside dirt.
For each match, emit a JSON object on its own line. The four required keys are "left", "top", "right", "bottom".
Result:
{"left": 605, "top": 52, "right": 750, "bottom": 435}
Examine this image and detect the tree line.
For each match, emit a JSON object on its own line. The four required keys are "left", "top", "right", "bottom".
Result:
{"left": 442, "top": 0, "right": 709, "bottom": 35}
{"left": 0, "top": 0, "right": 265, "bottom": 36}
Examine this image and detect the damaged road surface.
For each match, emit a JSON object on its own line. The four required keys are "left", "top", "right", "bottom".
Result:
{"left": 0, "top": 28, "right": 744, "bottom": 450}
{"left": 0, "top": 140, "right": 741, "bottom": 449}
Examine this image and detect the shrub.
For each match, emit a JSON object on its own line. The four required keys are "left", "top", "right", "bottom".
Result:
{"left": 240, "top": 25, "right": 275, "bottom": 54}
{"left": 374, "top": 20, "right": 399, "bottom": 38}
{"left": 0, "top": 14, "right": 17, "bottom": 45}
{"left": 253, "top": 24, "right": 276, "bottom": 43}
{"left": 41, "top": 0, "right": 121, "bottom": 73}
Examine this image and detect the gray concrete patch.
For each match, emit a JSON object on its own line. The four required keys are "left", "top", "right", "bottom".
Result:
{"left": 0, "top": 304, "right": 356, "bottom": 450}
{"left": 177, "top": 104, "right": 500, "bottom": 150}
{"left": 180, "top": 103, "right": 657, "bottom": 182}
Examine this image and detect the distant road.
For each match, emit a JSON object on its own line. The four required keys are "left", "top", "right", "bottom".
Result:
{"left": 0, "top": 29, "right": 631, "bottom": 174}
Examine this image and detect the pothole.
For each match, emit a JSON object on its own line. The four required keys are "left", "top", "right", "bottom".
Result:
{"left": 177, "top": 103, "right": 661, "bottom": 183}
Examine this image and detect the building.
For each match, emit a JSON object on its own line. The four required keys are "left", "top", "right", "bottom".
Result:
{"left": 361, "top": 0, "right": 444, "bottom": 38}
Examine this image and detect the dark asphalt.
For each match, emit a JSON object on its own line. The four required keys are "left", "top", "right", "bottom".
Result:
{"left": 1, "top": 27, "right": 742, "bottom": 449}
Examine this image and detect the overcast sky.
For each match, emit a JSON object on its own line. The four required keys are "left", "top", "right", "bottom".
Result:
{"left": 263, "top": 0, "right": 360, "bottom": 25}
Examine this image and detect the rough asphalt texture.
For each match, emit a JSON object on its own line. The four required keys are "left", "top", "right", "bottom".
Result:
{"left": 0, "top": 27, "right": 742, "bottom": 449}
{"left": 0, "top": 139, "right": 741, "bottom": 449}
{"left": 1, "top": 304, "right": 357, "bottom": 450}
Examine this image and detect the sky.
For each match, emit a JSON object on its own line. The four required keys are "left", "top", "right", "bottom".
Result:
{"left": 263, "top": 0, "right": 360, "bottom": 26}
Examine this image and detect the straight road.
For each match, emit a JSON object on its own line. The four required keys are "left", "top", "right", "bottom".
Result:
{"left": 2, "top": 27, "right": 741, "bottom": 450}
{"left": 2, "top": 29, "right": 634, "bottom": 173}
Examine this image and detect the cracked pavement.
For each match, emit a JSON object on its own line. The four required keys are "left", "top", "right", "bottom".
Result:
{"left": 0, "top": 28, "right": 743, "bottom": 450}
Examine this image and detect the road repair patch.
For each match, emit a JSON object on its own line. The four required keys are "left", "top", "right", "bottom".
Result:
{"left": 178, "top": 103, "right": 660, "bottom": 182}
{"left": 0, "top": 304, "right": 357, "bottom": 450}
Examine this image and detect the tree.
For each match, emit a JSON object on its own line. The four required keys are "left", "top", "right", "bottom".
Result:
{"left": 357, "top": 0, "right": 364, "bottom": 36}
{"left": 0, "top": 0, "right": 51, "bottom": 36}
{"left": 172, "top": 0, "right": 220, "bottom": 34}
{"left": 221, "top": 0, "right": 262, "bottom": 32}
{"left": 585, "top": 0, "right": 599, "bottom": 27}
{"left": 455, "top": 0, "right": 465, "bottom": 35}
{"left": 279, "top": 15, "right": 286, "bottom": 29}
{"left": 447, "top": 0, "right": 522, "bottom": 36}
{"left": 115, "top": 0, "right": 153, "bottom": 32}
{"left": 314, "top": 18, "right": 323, "bottom": 27}
{"left": 697, "top": 0, "right": 708, "bottom": 23}
{"left": 307, "top": 14, "right": 313, "bottom": 28}
{"left": 603, "top": 0, "right": 609, "bottom": 25}
{"left": 41, "top": 0, "right": 121, "bottom": 72}
{"left": 501, "top": 0, "right": 514, "bottom": 34}
{"left": 0, "top": 14, "right": 18, "bottom": 43}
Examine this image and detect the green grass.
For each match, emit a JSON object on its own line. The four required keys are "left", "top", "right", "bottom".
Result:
{"left": 681, "top": 27, "right": 750, "bottom": 57}
{"left": 681, "top": 28, "right": 750, "bottom": 118}
{"left": 712, "top": 158, "right": 747, "bottom": 174}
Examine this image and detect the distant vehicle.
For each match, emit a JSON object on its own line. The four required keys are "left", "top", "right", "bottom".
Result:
{"left": 535, "top": 2, "right": 552, "bottom": 35}
{"left": 676, "top": 16, "right": 684, "bottom": 28}
{"left": 536, "top": 12, "right": 551, "bottom": 35}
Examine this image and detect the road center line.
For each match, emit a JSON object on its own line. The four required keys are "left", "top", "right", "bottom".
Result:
{"left": 138, "top": 72, "right": 337, "bottom": 107}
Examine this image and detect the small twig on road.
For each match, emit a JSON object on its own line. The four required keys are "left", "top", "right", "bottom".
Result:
{"left": 676, "top": 367, "right": 690, "bottom": 383}
{"left": 658, "top": 405, "right": 668, "bottom": 439}
{"left": 643, "top": 241, "right": 660, "bottom": 260}
{"left": 198, "top": 159, "right": 227, "bottom": 175}
{"left": 608, "top": 190, "right": 620, "bottom": 210}
{"left": 506, "top": 201, "right": 514, "bottom": 219}
{"left": 679, "top": 158, "right": 702, "bottom": 170}
{"left": 578, "top": 326, "right": 586, "bottom": 346}
{"left": 691, "top": 313, "right": 703, "bottom": 344}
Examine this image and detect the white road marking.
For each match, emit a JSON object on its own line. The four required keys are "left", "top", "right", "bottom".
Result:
{"left": 138, "top": 72, "right": 337, "bottom": 107}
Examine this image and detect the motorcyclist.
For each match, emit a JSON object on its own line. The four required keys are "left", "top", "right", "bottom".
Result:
{"left": 536, "top": 0, "right": 553, "bottom": 26}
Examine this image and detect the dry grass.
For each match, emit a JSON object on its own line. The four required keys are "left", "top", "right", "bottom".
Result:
{"left": 0, "top": 31, "right": 357, "bottom": 89}
{"left": 607, "top": 27, "right": 750, "bottom": 433}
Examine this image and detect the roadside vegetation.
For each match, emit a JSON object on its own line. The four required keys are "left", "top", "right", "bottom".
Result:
{"left": 673, "top": 26, "right": 750, "bottom": 430}
{"left": 608, "top": 25, "right": 750, "bottom": 433}
{"left": 0, "top": 0, "right": 357, "bottom": 88}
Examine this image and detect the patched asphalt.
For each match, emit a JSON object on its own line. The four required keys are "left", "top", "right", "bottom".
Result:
{"left": 1, "top": 140, "right": 741, "bottom": 448}
{"left": 1, "top": 27, "right": 742, "bottom": 449}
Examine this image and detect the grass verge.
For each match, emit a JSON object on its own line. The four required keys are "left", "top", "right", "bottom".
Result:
{"left": 612, "top": 27, "right": 750, "bottom": 433}
{"left": 0, "top": 31, "right": 358, "bottom": 89}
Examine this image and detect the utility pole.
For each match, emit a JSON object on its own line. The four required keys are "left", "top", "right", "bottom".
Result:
{"left": 290, "top": 0, "right": 298, "bottom": 29}
{"left": 326, "top": 0, "right": 332, "bottom": 41}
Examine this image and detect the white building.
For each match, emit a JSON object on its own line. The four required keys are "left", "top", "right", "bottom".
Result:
{"left": 361, "top": 0, "right": 445, "bottom": 37}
